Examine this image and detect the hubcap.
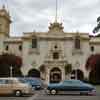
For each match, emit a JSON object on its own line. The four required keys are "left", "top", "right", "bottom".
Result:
{"left": 51, "top": 90, "right": 56, "bottom": 95}
{"left": 15, "top": 91, "right": 21, "bottom": 96}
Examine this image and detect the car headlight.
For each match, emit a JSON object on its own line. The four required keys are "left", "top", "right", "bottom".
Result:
{"left": 36, "top": 85, "right": 40, "bottom": 87}
{"left": 88, "top": 89, "right": 96, "bottom": 96}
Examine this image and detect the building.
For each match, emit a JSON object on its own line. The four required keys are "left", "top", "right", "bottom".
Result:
{"left": 0, "top": 6, "right": 100, "bottom": 83}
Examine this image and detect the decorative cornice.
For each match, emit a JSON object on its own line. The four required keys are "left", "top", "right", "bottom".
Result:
{"left": 48, "top": 22, "right": 64, "bottom": 32}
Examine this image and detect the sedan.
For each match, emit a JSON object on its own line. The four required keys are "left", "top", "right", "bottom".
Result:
{"left": 46, "top": 80, "right": 96, "bottom": 95}
{"left": 19, "top": 77, "right": 43, "bottom": 90}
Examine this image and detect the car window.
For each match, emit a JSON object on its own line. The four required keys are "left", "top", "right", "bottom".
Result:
{"left": 5, "top": 80, "right": 13, "bottom": 84}
{"left": 63, "top": 81, "right": 73, "bottom": 85}
{"left": 0, "top": 80, "right": 5, "bottom": 84}
{"left": 18, "top": 78, "right": 26, "bottom": 83}
{"left": 63, "top": 80, "right": 82, "bottom": 85}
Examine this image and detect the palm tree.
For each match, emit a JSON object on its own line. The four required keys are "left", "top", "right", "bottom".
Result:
{"left": 93, "top": 16, "right": 100, "bottom": 33}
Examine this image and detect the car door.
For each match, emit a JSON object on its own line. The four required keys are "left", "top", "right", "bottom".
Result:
{"left": 3, "top": 79, "right": 13, "bottom": 94}
{"left": 62, "top": 81, "right": 73, "bottom": 91}
{"left": 0, "top": 79, "right": 6, "bottom": 94}
{"left": 68, "top": 80, "right": 82, "bottom": 91}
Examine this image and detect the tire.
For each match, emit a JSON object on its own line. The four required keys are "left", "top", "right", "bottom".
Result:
{"left": 14, "top": 90, "right": 22, "bottom": 97}
{"left": 50, "top": 89, "right": 57, "bottom": 95}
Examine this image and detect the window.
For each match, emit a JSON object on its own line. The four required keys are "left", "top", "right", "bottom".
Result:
{"left": 32, "top": 38, "right": 37, "bottom": 48}
{"left": 53, "top": 52, "right": 59, "bottom": 59}
{"left": 0, "top": 80, "right": 5, "bottom": 84}
{"left": 54, "top": 45, "right": 58, "bottom": 49}
{"left": 75, "top": 36, "right": 80, "bottom": 49}
{"left": 90, "top": 46, "right": 94, "bottom": 52}
{"left": 5, "top": 80, "right": 13, "bottom": 84}
{"left": 5, "top": 45, "right": 9, "bottom": 50}
{"left": 19, "top": 45, "right": 22, "bottom": 51}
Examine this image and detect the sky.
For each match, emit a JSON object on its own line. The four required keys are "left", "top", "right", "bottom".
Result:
{"left": 0, "top": 0, "right": 100, "bottom": 36}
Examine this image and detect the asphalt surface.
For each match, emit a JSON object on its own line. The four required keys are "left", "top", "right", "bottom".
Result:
{"left": 0, "top": 89, "right": 99, "bottom": 100}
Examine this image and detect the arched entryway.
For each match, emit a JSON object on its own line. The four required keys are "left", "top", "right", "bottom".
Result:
{"left": 27, "top": 68, "right": 40, "bottom": 78}
{"left": 39, "top": 64, "right": 46, "bottom": 80}
{"left": 71, "top": 69, "right": 84, "bottom": 80}
{"left": 50, "top": 67, "right": 62, "bottom": 83}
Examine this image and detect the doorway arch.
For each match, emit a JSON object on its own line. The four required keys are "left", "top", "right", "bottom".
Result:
{"left": 50, "top": 67, "right": 62, "bottom": 83}
{"left": 27, "top": 68, "right": 40, "bottom": 78}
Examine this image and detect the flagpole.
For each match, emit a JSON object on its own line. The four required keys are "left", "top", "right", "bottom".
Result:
{"left": 55, "top": 0, "right": 58, "bottom": 22}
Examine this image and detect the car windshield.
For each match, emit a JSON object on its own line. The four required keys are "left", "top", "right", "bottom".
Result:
{"left": 63, "top": 80, "right": 82, "bottom": 85}
{"left": 18, "top": 78, "right": 26, "bottom": 83}
{"left": 25, "top": 78, "right": 41, "bottom": 84}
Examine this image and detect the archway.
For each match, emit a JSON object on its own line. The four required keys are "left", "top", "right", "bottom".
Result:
{"left": 39, "top": 64, "right": 46, "bottom": 80}
{"left": 50, "top": 67, "right": 62, "bottom": 83}
{"left": 27, "top": 68, "right": 40, "bottom": 78}
{"left": 71, "top": 69, "right": 84, "bottom": 80}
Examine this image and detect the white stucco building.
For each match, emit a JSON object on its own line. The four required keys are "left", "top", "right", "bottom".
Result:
{"left": 0, "top": 6, "right": 99, "bottom": 83}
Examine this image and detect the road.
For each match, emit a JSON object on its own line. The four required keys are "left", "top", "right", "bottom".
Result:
{"left": 0, "top": 90, "right": 99, "bottom": 100}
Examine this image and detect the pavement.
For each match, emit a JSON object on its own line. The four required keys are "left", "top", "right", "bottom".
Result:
{"left": 0, "top": 88, "right": 100, "bottom": 100}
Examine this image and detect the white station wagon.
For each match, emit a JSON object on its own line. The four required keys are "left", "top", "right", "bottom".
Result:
{"left": 0, "top": 78, "right": 34, "bottom": 96}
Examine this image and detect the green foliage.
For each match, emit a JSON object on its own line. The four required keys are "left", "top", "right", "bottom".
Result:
{"left": 65, "top": 64, "right": 72, "bottom": 75}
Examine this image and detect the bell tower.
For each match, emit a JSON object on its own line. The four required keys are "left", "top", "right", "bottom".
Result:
{"left": 0, "top": 5, "right": 11, "bottom": 37}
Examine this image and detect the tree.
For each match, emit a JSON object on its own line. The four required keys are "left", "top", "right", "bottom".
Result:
{"left": 0, "top": 53, "right": 23, "bottom": 77}
{"left": 85, "top": 54, "right": 100, "bottom": 84}
{"left": 89, "top": 69, "right": 96, "bottom": 84}
{"left": 65, "top": 64, "right": 72, "bottom": 75}
{"left": 39, "top": 64, "right": 45, "bottom": 73}
{"left": 93, "top": 16, "right": 100, "bottom": 33}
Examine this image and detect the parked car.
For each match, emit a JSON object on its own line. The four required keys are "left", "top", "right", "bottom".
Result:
{"left": 19, "top": 77, "right": 43, "bottom": 90}
{"left": 46, "top": 79, "right": 96, "bottom": 95}
{"left": 0, "top": 78, "right": 34, "bottom": 96}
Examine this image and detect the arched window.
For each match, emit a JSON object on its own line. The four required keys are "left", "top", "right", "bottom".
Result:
{"left": 5, "top": 45, "right": 9, "bottom": 51}
{"left": 75, "top": 36, "right": 80, "bottom": 49}
{"left": 53, "top": 52, "right": 59, "bottom": 59}
{"left": 90, "top": 46, "right": 94, "bottom": 52}
{"left": 19, "top": 45, "right": 22, "bottom": 51}
{"left": 32, "top": 38, "right": 37, "bottom": 48}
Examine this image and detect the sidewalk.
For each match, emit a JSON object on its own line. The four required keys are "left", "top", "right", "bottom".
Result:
{"left": 95, "top": 85, "right": 100, "bottom": 95}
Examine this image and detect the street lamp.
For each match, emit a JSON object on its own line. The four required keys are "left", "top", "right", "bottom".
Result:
{"left": 10, "top": 66, "right": 13, "bottom": 77}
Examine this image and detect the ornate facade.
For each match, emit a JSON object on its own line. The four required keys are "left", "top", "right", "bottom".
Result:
{"left": 0, "top": 6, "right": 100, "bottom": 83}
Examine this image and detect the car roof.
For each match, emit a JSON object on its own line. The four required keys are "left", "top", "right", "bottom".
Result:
{"left": 0, "top": 77, "right": 19, "bottom": 81}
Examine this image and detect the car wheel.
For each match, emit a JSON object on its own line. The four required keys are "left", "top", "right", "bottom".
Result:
{"left": 14, "top": 90, "right": 22, "bottom": 97}
{"left": 51, "top": 89, "right": 57, "bottom": 95}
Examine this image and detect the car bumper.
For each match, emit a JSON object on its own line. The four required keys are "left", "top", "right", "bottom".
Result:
{"left": 88, "top": 90, "right": 96, "bottom": 96}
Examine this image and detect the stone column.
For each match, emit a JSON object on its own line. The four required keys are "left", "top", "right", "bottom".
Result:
{"left": 45, "top": 67, "right": 50, "bottom": 84}
{"left": 61, "top": 66, "right": 65, "bottom": 81}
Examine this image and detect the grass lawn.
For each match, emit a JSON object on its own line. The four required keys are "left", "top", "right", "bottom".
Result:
{"left": 95, "top": 85, "right": 100, "bottom": 92}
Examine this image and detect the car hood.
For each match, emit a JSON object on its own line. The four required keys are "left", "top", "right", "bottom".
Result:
{"left": 83, "top": 83, "right": 95, "bottom": 89}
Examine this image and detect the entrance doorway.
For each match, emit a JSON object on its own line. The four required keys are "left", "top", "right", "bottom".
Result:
{"left": 50, "top": 67, "right": 61, "bottom": 83}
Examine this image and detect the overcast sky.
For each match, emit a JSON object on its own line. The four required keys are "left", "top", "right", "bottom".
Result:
{"left": 0, "top": 0, "right": 100, "bottom": 36}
